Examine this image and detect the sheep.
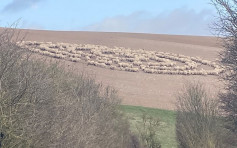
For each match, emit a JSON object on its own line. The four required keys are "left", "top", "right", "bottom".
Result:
{"left": 182, "top": 71, "right": 188, "bottom": 75}
{"left": 139, "top": 57, "right": 149, "bottom": 62}
{"left": 105, "top": 61, "right": 113, "bottom": 65}
{"left": 148, "top": 62, "right": 160, "bottom": 66}
{"left": 140, "top": 65, "right": 146, "bottom": 70}
{"left": 126, "top": 58, "right": 135, "bottom": 62}
{"left": 20, "top": 41, "right": 225, "bottom": 76}
{"left": 61, "top": 44, "right": 67, "bottom": 49}
{"left": 52, "top": 54, "right": 66, "bottom": 59}
{"left": 75, "top": 47, "right": 91, "bottom": 51}
{"left": 155, "top": 70, "right": 163, "bottom": 74}
{"left": 85, "top": 56, "right": 90, "bottom": 61}
{"left": 98, "top": 59, "right": 107, "bottom": 64}
{"left": 150, "top": 56, "right": 164, "bottom": 62}
{"left": 49, "top": 44, "right": 59, "bottom": 49}
{"left": 118, "top": 63, "right": 132, "bottom": 68}
{"left": 202, "top": 71, "right": 208, "bottom": 75}
{"left": 39, "top": 45, "right": 48, "bottom": 51}
{"left": 69, "top": 57, "right": 79, "bottom": 62}
{"left": 124, "top": 53, "right": 135, "bottom": 58}
{"left": 170, "top": 71, "right": 178, "bottom": 75}
{"left": 59, "top": 51, "right": 67, "bottom": 55}
{"left": 25, "top": 41, "right": 34, "bottom": 46}
{"left": 133, "top": 61, "right": 142, "bottom": 66}
{"left": 144, "top": 68, "right": 156, "bottom": 74}
{"left": 33, "top": 48, "right": 41, "bottom": 53}
{"left": 32, "top": 41, "right": 41, "bottom": 46}
{"left": 40, "top": 50, "right": 51, "bottom": 55}
{"left": 125, "top": 67, "right": 139, "bottom": 72}
{"left": 206, "top": 71, "right": 218, "bottom": 75}
{"left": 110, "top": 65, "right": 116, "bottom": 70}
{"left": 88, "top": 60, "right": 96, "bottom": 66}
{"left": 102, "top": 50, "right": 115, "bottom": 54}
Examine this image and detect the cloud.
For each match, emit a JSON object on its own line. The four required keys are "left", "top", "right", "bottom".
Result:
{"left": 2, "top": 0, "right": 43, "bottom": 13}
{"left": 84, "top": 8, "right": 215, "bottom": 36}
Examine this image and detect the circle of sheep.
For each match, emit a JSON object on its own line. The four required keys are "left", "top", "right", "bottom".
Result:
{"left": 19, "top": 41, "right": 225, "bottom": 76}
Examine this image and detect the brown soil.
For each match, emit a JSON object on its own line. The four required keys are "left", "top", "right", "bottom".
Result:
{"left": 5, "top": 28, "right": 224, "bottom": 110}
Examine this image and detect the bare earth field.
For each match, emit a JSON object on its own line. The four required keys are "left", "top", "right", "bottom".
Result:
{"left": 17, "top": 29, "right": 224, "bottom": 110}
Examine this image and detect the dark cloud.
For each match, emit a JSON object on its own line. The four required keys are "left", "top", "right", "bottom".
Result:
{"left": 84, "top": 8, "right": 215, "bottom": 36}
{"left": 2, "top": 0, "right": 43, "bottom": 13}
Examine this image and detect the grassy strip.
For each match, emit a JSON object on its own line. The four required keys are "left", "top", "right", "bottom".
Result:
{"left": 120, "top": 105, "right": 177, "bottom": 148}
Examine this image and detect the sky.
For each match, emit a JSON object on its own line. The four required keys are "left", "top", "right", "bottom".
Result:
{"left": 0, "top": 0, "right": 218, "bottom": 36}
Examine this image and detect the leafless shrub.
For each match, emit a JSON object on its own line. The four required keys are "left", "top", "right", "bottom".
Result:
{"left": 176, "top": 82, "right": 225, "bottom": 148}
{"left": 0, "top": 28, "right": 133, "bottom": 148}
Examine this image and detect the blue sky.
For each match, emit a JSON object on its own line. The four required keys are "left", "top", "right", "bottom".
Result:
{"left": 0, "top": 0, "right": 217, "bottom": 36}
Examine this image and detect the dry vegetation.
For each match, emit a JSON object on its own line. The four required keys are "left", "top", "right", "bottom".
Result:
{"left": 211, "top": 0, "right": 237, "bottom": 145}
{"left": 0, "top": 29, "right": 138, "bottom": 148}
{"left": 176, "top": 82, "right": 226, "bottom": 148}
{"left": 19, "top": 41, "right": 225, "bottom": 76}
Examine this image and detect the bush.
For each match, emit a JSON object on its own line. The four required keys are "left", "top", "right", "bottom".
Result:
{"left": 0, "top": 28, "right": 133, "bottom": 147}
{"left": 137, "top": 113, "right": 161, "bottom": 148}
{"left": 175, "top": 82, "right": 225, "bottom": 148}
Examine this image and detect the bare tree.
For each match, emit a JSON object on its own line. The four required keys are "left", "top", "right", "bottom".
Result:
{"left": 211, "top": 0, "right": 237, "bottom": 144}
{"left": 176, "top": 82, "right": 225, "bottom": 148}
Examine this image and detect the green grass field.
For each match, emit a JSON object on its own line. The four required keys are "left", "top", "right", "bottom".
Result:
{"left": 121, "top": 105, "right": 177, "bottom": 148}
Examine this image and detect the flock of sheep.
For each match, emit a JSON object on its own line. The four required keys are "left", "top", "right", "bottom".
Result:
{"left": 18, "top": 41, "right": 225, "bottom": 76}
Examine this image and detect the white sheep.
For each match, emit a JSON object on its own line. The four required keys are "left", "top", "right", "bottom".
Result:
{"left": 118, "top": 63, "right": 132, "bottom": 68}
{"left": 125, "top": 67, "right": 139, "bottom": 72}
{"left": 20, "top": 41, "right": 225, "bottom": 76}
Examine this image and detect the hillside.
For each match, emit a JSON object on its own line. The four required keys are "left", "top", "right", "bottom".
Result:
{"left": 10, "top": 28, "right": 224, "bottom": 110}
